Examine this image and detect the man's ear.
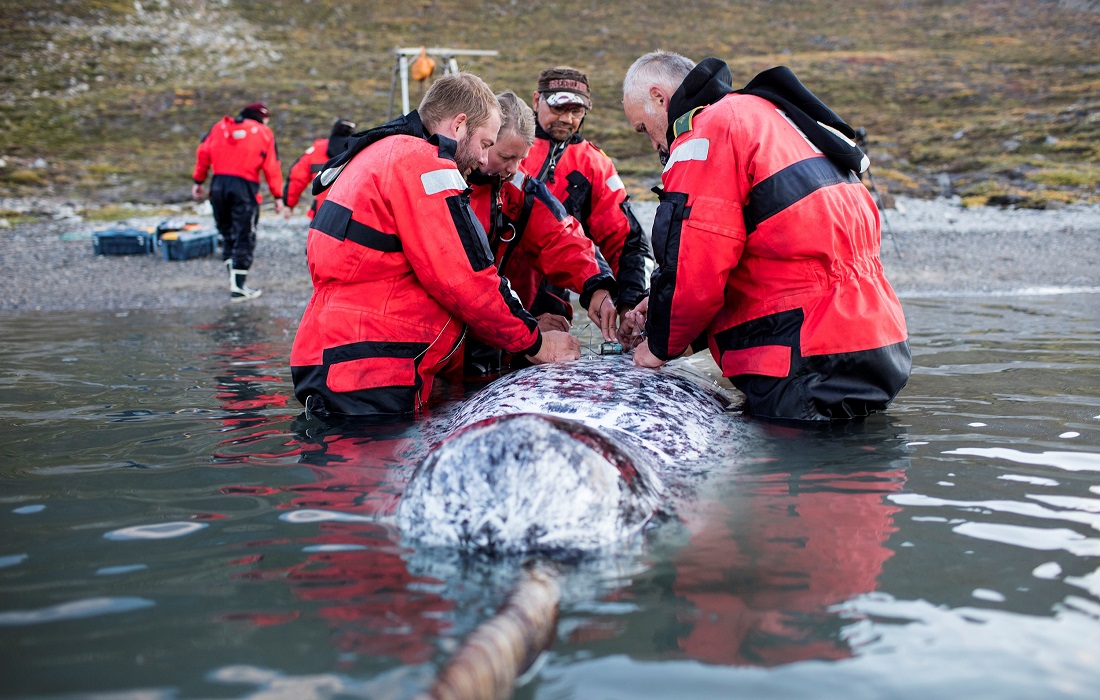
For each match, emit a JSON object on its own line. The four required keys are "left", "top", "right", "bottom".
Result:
{"left": 649, "top": 86, "right": 666, "bottom": 108}
{"left": 448, "top": 113, "right": 468, "bottom": 140}
{"left": 531, "top": 91, "right": 540, "bottom": 112}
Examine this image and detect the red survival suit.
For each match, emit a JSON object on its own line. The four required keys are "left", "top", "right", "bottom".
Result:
{"left": 192, "top": 114, "right": 283, "bottom": 269}
{"left": 290, "top": 111, "right": 543, "bottom": 418}
{"left": 285, "top": 128, "right": 354, "bottom": 218}
{"left": 522, "top": 126, "right": 653, "bottom": 312}
{"left": 285, "top": 138, "right": 329, "bottom": 219}
{"left": 649, "top": 59, "right": 911, "bottom": 421}
{"left": 467, "top": 170, "right": 616, "bottom": 318}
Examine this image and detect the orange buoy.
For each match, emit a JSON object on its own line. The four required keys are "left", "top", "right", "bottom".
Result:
{"left": 410, "top": 47, "right": 436, "bottom": 82}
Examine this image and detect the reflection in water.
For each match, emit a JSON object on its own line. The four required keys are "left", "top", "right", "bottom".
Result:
{"left": 1, "top": 294, "right": 1099, "bottom": 698}
{"left": 553, "top": 418, "right": 909, "bottom": 669}
{"left": 265, "top": 417, "right": 449, "bottom": 666}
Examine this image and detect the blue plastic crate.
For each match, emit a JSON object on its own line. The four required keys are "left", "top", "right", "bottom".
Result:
{"left": 92, "top": 228, "right": 157, "bottom": 256}
{"left": 160, "top": 230, "right": 219, "bottom": 261}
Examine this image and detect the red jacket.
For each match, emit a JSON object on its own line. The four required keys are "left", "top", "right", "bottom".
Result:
{"left": 193, "top": 115, "right": 283, "bottom": 199}
{"left": 521, "top": 129, "right": 652, "bottom": 310}
{"left": 290, "top": 112, "right": 542, "bottom": 417}
{"left": 467, "top": 170, "right": 615, "bottom": 316}
{"left": 650, "top": 62, "right": 910, "bottom": 421}
{"left": 285, "top": 138, "right": 330, "bottom": 216}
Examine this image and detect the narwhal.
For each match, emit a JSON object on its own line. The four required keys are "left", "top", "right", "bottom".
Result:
{"left": 397, "top": 354, "right": 737, "bottom": 554}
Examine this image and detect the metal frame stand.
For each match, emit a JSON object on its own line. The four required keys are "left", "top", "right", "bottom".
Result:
{"left": 387, "top": 47, "right": 499, "bottom": 120}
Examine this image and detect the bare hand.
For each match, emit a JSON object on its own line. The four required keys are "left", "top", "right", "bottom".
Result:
{"left": 527, "top": 330, "right": 581, "bottom": 364}
{"left": 274, "top": 199, "right": 285, "bottom": 215}
{"left": 282, "top": 205, "right": 294, "bottom": 220}
{"left": 632, "top": 339, "right": 666, "bottom": 369}
{"left": 586, "top": 289, "right": 617, "bottom": 342}
{"left": 617, "top": 296, "right": 649, "bottom": 348}
{"left": 191, "top": 183, "right": 205, "bottom": 200}
{"left": 536, "top": 313, "right": 570, "bottom": 333}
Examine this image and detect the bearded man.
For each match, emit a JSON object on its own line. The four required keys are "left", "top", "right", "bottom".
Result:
{"left": 291, "top": 73, "right": 580, "bottom": 419}
{"left": 520, "top": 66, "right": 653, "bottom": 325}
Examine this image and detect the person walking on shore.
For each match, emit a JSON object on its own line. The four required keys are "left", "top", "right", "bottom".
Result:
{"left": 192, "top": 101, "right": 284, "bottom": 301}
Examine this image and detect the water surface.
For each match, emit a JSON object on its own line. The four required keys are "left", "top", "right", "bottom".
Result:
{"left": 1, "top": 293, "right": 1098, "bottom": 698}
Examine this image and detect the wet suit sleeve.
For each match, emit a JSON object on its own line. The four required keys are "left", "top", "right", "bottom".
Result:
{"left": 388, "top": 150, "right": 542, "bottom": 357}
{"left": 192, "top": 131, "right": 212, "bottom": 184}
{"left": 647, "top": 125, "right": 747, "bottom": 361}
{"left": 260, "top": 130, "right": 284, "bottom": 200}
{"left": 509, "top": 178, "right": 616, "bottom": 311}
{"left": 285, "top": 147, "right": 315, "bottom": 209}
{"left": 583, "top": 151, "right": 653, "bottom": 310}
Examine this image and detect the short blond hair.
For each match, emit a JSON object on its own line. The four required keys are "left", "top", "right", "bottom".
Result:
{"left": 496, "top": 90, "right": 535, "bottom": 145}
{"left": 419, "top": 73, "right": 500, "bottom": 133}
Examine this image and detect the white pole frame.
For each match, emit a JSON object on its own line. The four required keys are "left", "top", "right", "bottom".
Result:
{"left": 387, "top": 47, "right": 499, "bottom": 119}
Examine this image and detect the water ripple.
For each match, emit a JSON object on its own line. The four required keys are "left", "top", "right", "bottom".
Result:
{"left": 944, "top": 447, "right": 1100, "bottom": 472}
{"left": 890, "top": 493, "right": 1100, "bottom": 529}
{"left": 0, "top": 596, "right": 155, "bottom": 626}
{"left": 953, "top": 522, "right": 1100, "bottom": 556}
{"left": 104, "top": 521, "right": 208, "bottom": 540}
{"left": 279, "top": 509, "right": 376, "bottom": 524}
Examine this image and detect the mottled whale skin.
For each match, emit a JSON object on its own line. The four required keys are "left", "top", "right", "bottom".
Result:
{"left": 397, "top": 355, "right": 735, "bottom": 555}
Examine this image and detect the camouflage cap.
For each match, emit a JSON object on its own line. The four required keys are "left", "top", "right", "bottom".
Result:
{"left": 536, "top": 66, "right": 592, "bottom": 109}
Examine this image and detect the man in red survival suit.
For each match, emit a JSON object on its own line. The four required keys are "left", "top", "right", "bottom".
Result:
{"left": 290, "top": 73, "right": 581, "bottom": 420}
{"left": 520, "top": 67, "right": 654, "bottom": 324}
{"left": 620, "top": 52, "right": 911, "bottom": 422}
{"left": 284, "top": 118, "right": 356, "bottom": 220}
{"left": 464, "top": 90, "right": 620, "bottom": 375}
{"left": 192, "top": 101, "right": 284, "bottom": 301}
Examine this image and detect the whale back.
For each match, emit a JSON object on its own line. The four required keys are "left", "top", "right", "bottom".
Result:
{"left": 397, "top": 413, "right": 664, "bottom": 555}
{"left": 398, "top": 356, "right": 737, "bottom": 555}
{"left": 449, "top": 356, "right": 734, "bottom": 469}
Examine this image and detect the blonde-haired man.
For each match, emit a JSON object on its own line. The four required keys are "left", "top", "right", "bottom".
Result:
{"left": 292, "top": 74, "right": 580, "bottom": 419}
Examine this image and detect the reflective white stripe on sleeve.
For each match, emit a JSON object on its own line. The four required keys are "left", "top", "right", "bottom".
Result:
{"left": 662, "top": 137, "right": 710, "bottom": 173}
{"left": 318, "top": 163, "right": 346, "bottom": 188}
{"left": 421, "top": 168, "right": 468, "bottom": 196}
{"left": 606, "top": 174, "right": 624, "bottom": 192}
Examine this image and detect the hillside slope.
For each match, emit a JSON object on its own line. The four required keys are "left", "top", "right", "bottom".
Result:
{"left": 1, "top": 0, "right": 1097, "bottom": 211}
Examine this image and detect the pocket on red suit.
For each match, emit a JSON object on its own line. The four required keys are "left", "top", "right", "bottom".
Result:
{"left": 720, "top": 344, "right": 792, "bottom": 378}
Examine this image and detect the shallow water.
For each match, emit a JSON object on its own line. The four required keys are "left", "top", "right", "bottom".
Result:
{"left": 1, "top": 293, "right": 1098, "bottom": 698}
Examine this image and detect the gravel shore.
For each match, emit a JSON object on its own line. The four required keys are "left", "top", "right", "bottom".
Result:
{"left": 1, "top": 196, "right": 1098, "bottom": 314}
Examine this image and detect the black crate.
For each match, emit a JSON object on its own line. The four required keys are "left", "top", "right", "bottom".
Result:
{"left": 92, "top": 228, "right": 157, "bottom": 256}
{"left": 160, "top": 230, "right": 219, "bottom": 261}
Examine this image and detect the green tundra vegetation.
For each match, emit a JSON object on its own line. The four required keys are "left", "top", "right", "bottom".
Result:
{"left": 1, "top": 0, "right": 1097, "bottom": 214}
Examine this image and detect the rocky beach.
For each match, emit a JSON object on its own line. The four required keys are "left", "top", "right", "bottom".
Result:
{"left": 1, "top": 196, "right": 1097, "bottom": 314}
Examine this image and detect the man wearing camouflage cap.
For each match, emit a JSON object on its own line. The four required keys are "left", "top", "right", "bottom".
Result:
{"left": 521, "top": 66, "right": 653, "bottom": 327}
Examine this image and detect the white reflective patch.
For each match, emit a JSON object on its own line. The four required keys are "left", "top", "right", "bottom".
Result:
{"left": 305, "top": 146, "right": 315, "bottom": 154}
{"left": 421, "top": 168, "right": 467, "bottom": 196}
{"left": 232, "top": 129, "right": 247, "bottom": 140}
{"left": 662, "top": 138, "right": 710, "bottom": 173}
{"left": 777, "top": 109, "right": 823, "bottom": 155}
{"left": 318, "top": 163, "right": 346, "bottom": 188}
{"left": 606, "top": 173, "right": 624, "bottom": 192}
{"left": 509, "top": 171, "right": 525, "bottom": 188}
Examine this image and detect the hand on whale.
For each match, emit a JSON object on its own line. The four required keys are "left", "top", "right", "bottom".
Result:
{"left": 397, "top": 356, "right": 738, "bottom": 555}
